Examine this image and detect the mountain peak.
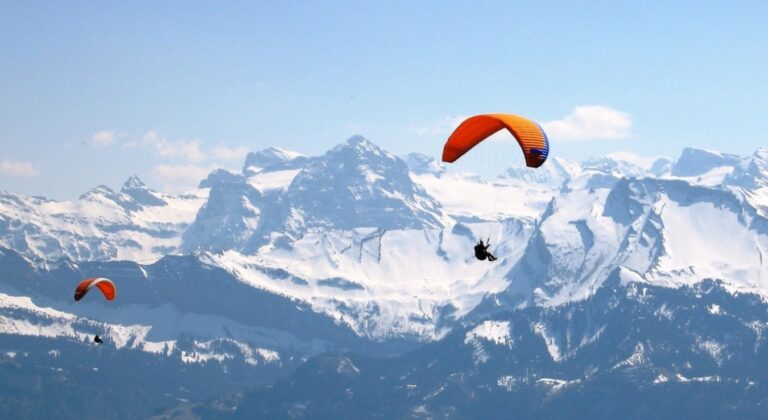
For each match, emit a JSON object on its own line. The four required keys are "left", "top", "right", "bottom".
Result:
{"left": 650, "top": 157, "right": 673, "bottom": 176}
{"left": 724, "top": 147, "right": 768, "bottom": 190}
{"left": 324, "top": 137, "right": 396, "bottom": 168}
{"left": 121, "top": 175, "right": 147, "bottom": 191}
{"left": 278, "top": 137, "right": 443, "bottom": 234}
{"left": 334, "top": 135, "right": 383, "bottom": 155}
{"left": 750, "top": 147, "right": 768, "bottom": 164}
{"left": 117, "top": 175, "right": 166, "bottom": 207}
{"left": 345, "top": 135, "right": 368, "bottom": 145}
{"left": 79, "top": 184, "right": 117, "bottom": 201}
{"left": 182, "top": 175, "right": 262, "bottom": 253}
{"left": 199, "top": 169, "right": 243, "bottom": 188}
{"left": 259, "top": 147, "right": 303, "bottom": 160}
{"left": 671, "top": 147, "right": 743, "bottom": 177}
{"left": 243, "top": 147, "right": 306, "bottom": 175}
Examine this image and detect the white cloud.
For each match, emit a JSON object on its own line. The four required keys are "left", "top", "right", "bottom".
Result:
{"left": 95, "top": 129, "right": 248, "bottom": 165}
{"left": 93, "top": 128, "right": 251, "bottom": 169}
{"left": 543, "top": 105, "right": 631, "bottom": 141}
{"left": 92, "top": 130, "right": 117, "bottom": 146}
{"left": 150, "top": 163, "right": 218, "bottom": 193}
{"left": 0, "top": 160, "right": 39, "bottom": 177}
{"left": 212, "top": 145, "right": 249, "bottom": 162}
{"left": 410, "top": 115, "right": 467, "bottom": 136}
{"left": 141, "top": 131, "right": 206, "bottom": 163}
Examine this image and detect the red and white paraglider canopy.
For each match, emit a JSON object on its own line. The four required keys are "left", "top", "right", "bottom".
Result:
{"left": 73, "top": 277, "right": 116, "bottom": 301}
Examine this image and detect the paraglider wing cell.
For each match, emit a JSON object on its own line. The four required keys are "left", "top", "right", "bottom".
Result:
{"left": 442, "top": 114, "right": 549, "bottom": 168}
{"left": 74, "top": 277, "right": 116, "bottom": 301}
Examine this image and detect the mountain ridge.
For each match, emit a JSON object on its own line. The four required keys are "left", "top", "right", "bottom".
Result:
{"left": 3, "top": 137, "right": 768, "bottom": 417}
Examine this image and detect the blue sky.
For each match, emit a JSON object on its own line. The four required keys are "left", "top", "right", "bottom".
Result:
{"left": 1, "top": 1, "right": 766, "bottom": 198}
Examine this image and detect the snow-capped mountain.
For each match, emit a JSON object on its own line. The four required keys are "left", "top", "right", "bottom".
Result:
{"left": 670, "top": 147, "right": 743, "bottom": 178}
{"left": 0, "top": 246, "right": 385, "bottom": 393}
{"left": 472, "top": 175, "right": 768, "bottom": 320}
{"left": 185, "top": 136, "right": 445, "bottom": 254}
{"left": 725, "top": 148, "right": 768, "bottom": 191}
{"left": 182, "top": 173, "right": 264, "bottom": 252}
{"left": 214, "top": 278, "right": 768, "bottom": 419}
{"left": 3, "top": 137, "right": 768, "bottom": 417}
{"left": 120, "top": 175, "right": 168, "bottom": 207}
{"left": 581, "top": 156, "right": 649, "bottom": 179}
{"left": 0, "top": 179, "right": 206, "bottom": 264}
{"left": 277, "top": 136, "right": 443, "bottom": 235}
{"left": 242, "top": 147, "right": 308, "bottom": 176}
{"left": 2, "top": 141, "right": 768, "bottom": 342}
{"left": 497, "top": 157, "right": 580, "bottom": 189}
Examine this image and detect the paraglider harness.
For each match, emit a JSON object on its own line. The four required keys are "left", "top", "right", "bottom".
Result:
{"left": 474, "top": 239, "right": 497, "bottom": 262}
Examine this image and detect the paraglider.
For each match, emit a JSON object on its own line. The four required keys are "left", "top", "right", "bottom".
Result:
{"left": 74, "top": 277, "right": 116, "bottom": 301}
{"left": 442, "top": 114, "right": 549, "bottom": 168}
{"left": 442, "top": 114, "right": 550, "bottom": 262}
{"left": 474, "top": 239, "right": 497, "bottom": 262}
{"left": 73, "top": 277, "right": 116, "bottom": 344}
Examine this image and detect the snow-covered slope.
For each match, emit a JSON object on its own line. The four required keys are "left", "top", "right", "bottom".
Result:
{"left": 0, "top": 177, "right": 206, "bottom": 264}
{"left": 2, "top": 138, "right": 768, "bottom": 347}
{"left": 724, "top": 148, "right": 768, "bottom": 216}
{"left": 670, "top": 147, "right": 743, "bottom": 177}
{"left": 205, "top": 218, "right": 531, "bottom": 339}
{"left": 222, "top": 278, "right": 768, "bottom": 419}
{"left": 242, "top": 147, "right": 308, "bottom": 176}
{"left": 0, "top": 248, "right": 373, "bottom": 372}
{"left": 0, "top": 289, "right": 294, "bottom": 366}
{"left": 411, "top": 171, "right": 550, "bottom": 221}
{"left": 6, "top": 137, "right": 768, "bottom": 418}
{"left": 181, "top": 136, "right": 446, "bottom": 253}
{"left": 725, "top": 148, "right": 768, "bottom": 190}
{"left": 479, "top": 176, "right": 768, "bottom": 316}
{"left": 181, "top": 174, "right": 264, "bottom": 253}
{"left": 278, "top": 136, "right": 444, "bottom": 234}
{"left": 496, "top": 157, "right": 581, "bottom": 189}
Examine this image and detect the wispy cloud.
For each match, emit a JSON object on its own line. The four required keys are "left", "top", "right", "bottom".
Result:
{"left": 212, "top": 145, "right": 249, "bottom": 162}
{"left": 141, "top": 131, "right": 206, "bottom": 163}
{"left": 543, "top": 105, "right": 631, "bottom": 141}
{"left": 0, "top": 160, "right": 39, "bottom": 177}
{"left": 90, "top": 129, "right": 251, "bottom": 189}
{"left": 150, "top": 163, "right": 220, "bottom": 193}
{"left": 95, "top": 129, "right": 253, "bottom": 165}
{"left": 410, "top": 115, "right": 467, "bottom": 136}
{"left": 92, "top": 130, "right": 117, "bottom": 146}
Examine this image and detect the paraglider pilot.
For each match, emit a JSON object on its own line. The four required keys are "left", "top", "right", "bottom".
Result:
{"left": 94, "top": 335, "right": 103, "bottom": 344}
{"left": 474, "top": 239, "right": 497, "bottom": 262}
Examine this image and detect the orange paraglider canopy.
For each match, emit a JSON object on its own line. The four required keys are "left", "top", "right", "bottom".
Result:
{"left": 442, "top": 114, "right": 549, "bottom": 168}
{"left": 74, "top": 277, "right": 116, "bottom": 301}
